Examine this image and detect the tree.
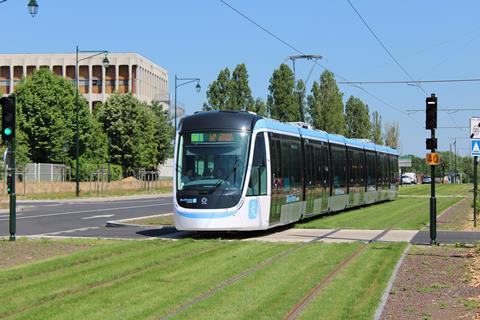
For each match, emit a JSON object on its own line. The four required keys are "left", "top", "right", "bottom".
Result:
{"left": 96, "top": 93, "right": 160, "bottom": 177}
{"left": 345, "top": 96, "right": 371, "bottom": 139}
{"left": 267, "top": 63, "right": 298, "bottom": 122}
{"left": 384, "top": 121, "right": 400, "bottom": 149}
{"left": 229, "top": 63, "right": 254, "bottom": 111}
{"left": 203, "top": 68, "right": 231, "bottom": 111}
{"left": 14, "top": 68, "right": 96, "bottom": 165}
{"left": 253, "top": 98, "right": 267, "bottom": 117}
{"left": 308, "top": 70, "right": 345, "bottom": 134}
{"left": 295, "top": 79, "right": 306, "bottom": 122}
{"left": 149, "top": 100, "right": 174, "bottom": 163}
{"left": 370, "top": 111, "right": 383, "bottom": 144}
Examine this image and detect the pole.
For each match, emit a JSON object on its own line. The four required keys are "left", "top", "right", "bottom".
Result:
{"left": 174, "top": 75, "right": 177, "bottom": 142}
{"left": 430, "top": 129, "right": 437, "bottom": 244}
{"left": 8, "top": 99, "right": 16, "bottom": 241}
{"left": 474, "top": 156, "right": 478, "bottom": 228}
{"left": 454, "top": 139, "right": 457, "bottom": 183}
{"left": 75, "top": 45, "right": 80, "bottom": 197}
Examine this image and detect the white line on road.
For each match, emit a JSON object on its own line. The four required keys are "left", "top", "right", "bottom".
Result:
{"left": 44, "top": 227, "right": 101, "bottom": 235}
{"left": 0, "top": 203, "right": 172, "bottom": 221}
{"left": 82, "top": 214, "right": 115, "bottom": 220}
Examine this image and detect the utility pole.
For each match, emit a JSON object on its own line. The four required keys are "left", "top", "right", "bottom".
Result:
{"left": 288, "top": 54, "right": 322, "bottom": 123}
{"left": 454, "top": 139, "right": 457, "bottom": 183}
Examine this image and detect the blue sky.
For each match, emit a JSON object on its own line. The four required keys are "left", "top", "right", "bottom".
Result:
{"left": 2, "top": 0, "right": 479, "bottom": 156}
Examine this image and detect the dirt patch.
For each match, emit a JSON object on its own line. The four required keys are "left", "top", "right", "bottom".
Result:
{"left": 0, "top": 238, "right": 95, "bottom": 270}
{"left": 381, "top": 245, "right": 480, "bottom": 320}
{"left": 121, "top": 176, "right": 138, "bottom": 182}
{"left": 435, "top": 197, "right": 478, "bottom": 231}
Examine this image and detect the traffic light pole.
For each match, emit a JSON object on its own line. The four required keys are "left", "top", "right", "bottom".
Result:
{"left": 429, "top": 128, "right": 437, "bottom": 244}
{"left": 8, "top": 136, "right": 16, "bottom": 241}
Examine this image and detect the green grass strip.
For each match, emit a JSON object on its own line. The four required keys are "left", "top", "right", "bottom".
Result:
{"left": 399, "top": 183, "right": 471, "bottom": 196}
{"left": 0, "top": 240, "right": 218, "bottom": 318}
{"left": 172, "top": 242, "right": 363, "bottom": 320}
{"left": 296, "top": 196, "right": 461, "bottom": 230}
{"left": 298, "top": 243, "right": 406, "bottom": 320}
{"left": 7, "top": 242, "right": 293, "bottom": 320}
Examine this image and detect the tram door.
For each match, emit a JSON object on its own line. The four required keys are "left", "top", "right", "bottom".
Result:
{"left": 316, "top": 142, "right": 329, "bottom": 212}
{"left": 304, "top": 141, "right": 329, "bottom": 215}
{"left": 269, "top": 135, "right": 282, "bottom": 224}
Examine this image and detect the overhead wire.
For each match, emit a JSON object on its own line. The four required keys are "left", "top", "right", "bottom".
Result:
{"left": 218, "top": 0, "right": 424, "bottom": 126}
{"left": 345, "top": 0, "right": 427, "bottom": 96}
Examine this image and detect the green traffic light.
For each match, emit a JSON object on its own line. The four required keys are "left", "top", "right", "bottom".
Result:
{"left": 4, "top": 127, "right": 12, "bottom": 136}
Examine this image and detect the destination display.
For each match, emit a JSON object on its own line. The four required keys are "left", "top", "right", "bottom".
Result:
{"left": 190, "top": 132, "right": 241, "bottom": 143}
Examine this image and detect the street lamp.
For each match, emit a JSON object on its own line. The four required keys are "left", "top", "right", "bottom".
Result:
{"left": 174, "top": 75, "right": 201, "bottom": 138}
{"left": 27, "top": 0, "right": 38, "bottom": 17}
{"left": 75, "top": 46, "right": 109, "bottom": 197}
{"left": 0, "top": 0, "right": 39, "bottom": 17}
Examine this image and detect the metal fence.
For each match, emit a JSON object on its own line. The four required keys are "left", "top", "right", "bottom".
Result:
{"left": 21, "top": 163, "right": 70, "bottom": 182}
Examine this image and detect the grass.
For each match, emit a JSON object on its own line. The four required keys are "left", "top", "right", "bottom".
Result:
{"left": 295, "top": 196, "right": 461, "bottom": 230}
{"left": 298, "top": 243, "right": 406, "bottom": 320}
{"left": 10, "top": 187, "right": 172, "bottom": 200}
{"left": 127, "top": 214, "right": 174, "bottom": 226}
{"left": 399, "top": 183, "right": 471, "bottom": 196}
{"left": 0, "top": 239, "right": 406, "bottom": 320}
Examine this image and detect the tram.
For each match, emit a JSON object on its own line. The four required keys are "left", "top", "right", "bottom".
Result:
{"left": 174, "top": 110, "right": 399, "bottom": 231}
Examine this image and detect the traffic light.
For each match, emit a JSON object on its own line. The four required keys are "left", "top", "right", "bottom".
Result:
{"left": 425, "top": 94, "right": 437, "bottom": 130}
{"left": 6, "top": 175, "right": 13, "bottom": 194}
{"left": 426, "top": 138, "right": 437, "bottom": 150}
{"left": 1, "top": 96, "right": 16, "bottom": 141}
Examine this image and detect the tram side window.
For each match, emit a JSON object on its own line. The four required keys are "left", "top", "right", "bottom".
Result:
{"left": 351, "top": 148, "right": 364, "bottom": 188}
{"left": 383, "top": 154, "right": 389, "bottom": 187}
{"left": 280, "top": 138, "right": 302, "bottom": 194}
{"left": 389, "top": 155, "right": 399, "bottom": 186}
{"left": 247, "top": 134, "right": 267, "bottom": 196}
{"left": 366, "top": 151, "right": 376, "bottom": 190}
{"left": 331, "top": 145, "right": 347, "bottom": 195}
{"left": 269, "top": 136, "right": 282, "bottom": 192}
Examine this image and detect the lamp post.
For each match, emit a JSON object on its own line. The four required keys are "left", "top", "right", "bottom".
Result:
{"left": 174, "top": 75, "right": 201, "bottom": 138}
{"left": 75, "top": 46, "right": 109, "bottom": 197}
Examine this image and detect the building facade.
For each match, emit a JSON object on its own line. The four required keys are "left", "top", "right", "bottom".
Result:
{"left": 0, "top": 52, "right": 169, "bottom": 111}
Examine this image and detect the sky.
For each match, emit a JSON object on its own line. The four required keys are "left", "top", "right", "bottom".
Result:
{"left": 1, "top": 0, "right": 480, "bottom": 157}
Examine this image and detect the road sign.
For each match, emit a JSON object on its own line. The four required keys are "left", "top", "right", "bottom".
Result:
{"left": 471, "top": 117, "right": 480, "bottom": 139}
{"left": 471, "top": 139, "right": 480, "bottom": 157}
{"left": 426, "top": 152, "right": 440, "bottom": 165}
{"left": 399, "top": 156, "right": 412, "bottom": 167}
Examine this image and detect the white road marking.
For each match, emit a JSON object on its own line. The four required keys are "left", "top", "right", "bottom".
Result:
{"left": 44, "top": 226, "right": 100, "bottom": 235}
{"left": 0, "top": 202, "right": 172, "bottom": 221}
{"left": 82, "top": 214, "right": 115, "bottom": 220}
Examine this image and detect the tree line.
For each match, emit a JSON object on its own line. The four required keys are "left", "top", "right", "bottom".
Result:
{"left": 2, "top": 68, "right": 173, "bottom": 180}
{"left": 203, "top": 63, "right": 399, "bottom": 148}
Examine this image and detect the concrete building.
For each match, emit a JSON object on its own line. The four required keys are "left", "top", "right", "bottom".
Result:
{"left": 0, "top": 52, "right": 169, "bottom": 112}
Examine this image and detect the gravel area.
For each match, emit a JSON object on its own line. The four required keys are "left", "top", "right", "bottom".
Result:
{"left": 381, "top": 245, "right": 480, "bottom": 320}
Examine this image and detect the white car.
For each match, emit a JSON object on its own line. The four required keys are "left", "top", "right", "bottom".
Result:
{"left": 401, "top": 175, "right": 413, "bottom": 184}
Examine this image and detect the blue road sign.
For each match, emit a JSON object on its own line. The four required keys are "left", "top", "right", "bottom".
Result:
{"left": 471, "top": 139, "right": 480, "bottom": 157}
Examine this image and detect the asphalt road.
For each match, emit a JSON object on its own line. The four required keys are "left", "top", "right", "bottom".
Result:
{"left": 0, "top": 195, "right": 175, "bottom": 239}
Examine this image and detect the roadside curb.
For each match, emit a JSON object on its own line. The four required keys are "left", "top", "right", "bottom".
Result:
{"left": 374, "top": 243, "right": 411, "bottom": 320}
{"left": 106, "top": 213, "right": 173, "bottom": 228}
{"left": 16, "top": 193, "right": 172, "bottom": 204}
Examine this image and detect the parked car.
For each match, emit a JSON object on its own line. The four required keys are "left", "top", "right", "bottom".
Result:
{"left": 422, "top": 176, "right": 432, "bottom": 184}
{"left": 401, "top": 175, "right": 413, "bottom": 184}
{"left": 403, "top": 172, "right": 417, "bottom": 184}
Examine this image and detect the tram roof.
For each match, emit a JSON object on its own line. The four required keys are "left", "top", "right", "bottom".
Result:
{"left": 180, "top": 111, "right": 398, "bottom": 155}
